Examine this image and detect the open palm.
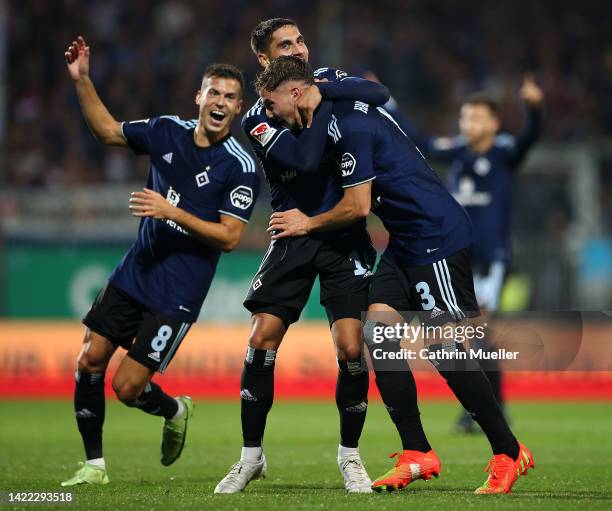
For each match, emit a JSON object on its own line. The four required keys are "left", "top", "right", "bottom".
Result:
{"left": 65, "top": 36, "right": 90, "bottom": 81}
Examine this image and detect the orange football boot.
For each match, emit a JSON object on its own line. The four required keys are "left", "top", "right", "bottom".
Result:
{"left": 371, "top": 449, "right": 441, "bottom": 492}
{"left": 475, "top": 442, "right": 535, "bottom": 494}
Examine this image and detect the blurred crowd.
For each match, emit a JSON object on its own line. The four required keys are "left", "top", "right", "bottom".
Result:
{"left": 5, "top": 0, "right": 611, "bottom": 187}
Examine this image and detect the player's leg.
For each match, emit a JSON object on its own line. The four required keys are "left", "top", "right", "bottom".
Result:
{"left": 317, "top": 233, "right": 374, "bottom": 492}
{"left": 215, "top": 311, "right": 289, "bottom": 494}
{"left": 365, "top": 287, "right": 440, "bottom": 492}
{"left": 216, "top": 236, "right": 316, "bottom": 494}
{"left": 114, "top": 312, "right": 193, "bottom": 466}
{"left": 61, "top": 329, "right": 116, "bottom": 487}
{"left": 455, "top": 261, "right": 507, "bottom": 433}
{"left": 62, "top": 282, "right": 140, "bottom": 486}
{"left": 364, "top": 256, "right": 433, "bottom": 460}
{"left": 330, "top": 317, "right": 371, "bottom": 492}
{"left": 410, "top": 248, "right": 533, "bottom": 493}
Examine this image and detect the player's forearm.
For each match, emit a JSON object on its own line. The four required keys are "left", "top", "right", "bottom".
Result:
{"left": 318, "top": 78, "right": 390, "bottom": 106}
{"left": 306, "top": 195, "right": 369, "bottom": 233}
{"left": 170, "top": 207, "right": 240, "bottom": 252}
{"left": 74, "top": 77, "right": 125, "bottom": 146}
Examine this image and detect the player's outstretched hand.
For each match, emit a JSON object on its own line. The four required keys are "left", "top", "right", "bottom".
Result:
{"left": 268, "top": 209, "right": 310, "bottom": 239}
{"left": 520, "top": 73, "right": 543, "bottom": 107}
{"left": 65, "top": 36, "right": 90, "bottom": 82}
{"left": 129, "top": 188, "right": 174, "bottom": 220}
{"left": 294, "top": 85, "right": 322, "bottom": 129}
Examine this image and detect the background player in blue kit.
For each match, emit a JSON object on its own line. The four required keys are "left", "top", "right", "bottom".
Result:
{"left": 61, "top": 36, "right": 259, "bottom": 486}
{"left": 372, "top": 73, "right": 544, "bottom": 432}
{"left": 264, "top": 56, "right": 535, "bottom": 495}
{"left": 215, "top": 19, "right": 389, "bottom": 494}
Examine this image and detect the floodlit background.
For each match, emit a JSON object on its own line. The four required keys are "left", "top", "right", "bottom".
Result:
{"left": 1, "top": 1, "right": 611, "bottom": 508}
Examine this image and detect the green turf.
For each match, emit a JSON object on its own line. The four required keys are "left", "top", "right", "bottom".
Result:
{"left": 1, "top": 400, "right": 611, "bottom": 510}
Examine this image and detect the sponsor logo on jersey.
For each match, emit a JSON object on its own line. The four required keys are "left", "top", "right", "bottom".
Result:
{"left": 148, "top": 351, "right": 161, "bottom": 362}
{"left": 166, "top": 186, "right": 181, "bottom": 207}
{"left": 163, "top": 152, "right": 173, "bottom": 164}
{"left": 250, "top": 122, "right": 277, "bottom": 146}
{"left": 341, "top": 152, "right": 356, "bottom": 177}
{"left": 335, "top": 69, "right": 348, "bottom": 79}
{"left": 240, "top": 389, "right": 258, "bottom": 401}
{"left": 230, "top": 185, "right": 254, "bottom": 210}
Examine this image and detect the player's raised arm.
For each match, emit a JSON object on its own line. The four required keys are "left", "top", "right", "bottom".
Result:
{"left": 509, "top": 73, "right": 543, "bottom": 165}
{"left": 129, "top": 189, "right": 247, "bottom": 252}
{"left": 65, "top": 36, "right": 126, "bottom": 146}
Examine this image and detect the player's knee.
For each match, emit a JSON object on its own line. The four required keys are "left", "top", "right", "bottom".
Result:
{"left": 336, "top": 343, "right": 362, "bottom": 363}
{"left": 248, "top": 330, "right": 280, "bottom": 351}
{"left": 77, "top": 348, "right": 107, "bottom": 373}
{"left": 112, "top": 379, "right": 142, "bottom": 405}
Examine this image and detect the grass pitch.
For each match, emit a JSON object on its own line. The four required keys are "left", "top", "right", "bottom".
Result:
{"left": 1, "top": 399, "right": 611, "bottom": 510}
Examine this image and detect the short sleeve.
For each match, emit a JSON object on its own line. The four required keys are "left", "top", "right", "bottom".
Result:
{"left": 332, "top": 114, "right": 376, "bottom": 189}
{"left": 121, "top": 117, "right": 162, "bottom": 155}
{"left": 218, "top": 150, "right": 260, "bottom": 223}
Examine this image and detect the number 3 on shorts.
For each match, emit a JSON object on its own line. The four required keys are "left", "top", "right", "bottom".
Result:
{"left": 151, "top": 325, "right": 173, "bottom": 352}
{"left": 416, "top": 281, "right": 436, "bottom": 310}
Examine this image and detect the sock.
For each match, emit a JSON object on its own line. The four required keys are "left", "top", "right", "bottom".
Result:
{"left": 428, "top": 341, "right": 519, "bottom": 459}
{"left": 74, "top": 371, "right": 105, "bottom": 460}
{"left": 133, "top": 381, "right": 178, "bottom": 420}
{"left": 336, "top": 359, "right": 369, "bottom": 448}
{"left": 171, "top": 398, "right": 185, "bottom": 420}
{"left": 338, "top": 444, "right": 359, "bottom": 458}
{"left": 241, "top": 446, "right": 263, "bottom": 462}
{"left": 86, "top": 457, "right": 105, "bottom": 469}
{"left": 366, "top": 340, "right": 431, "bottom": 452}
{"left": 241, "top": 346, "right": 276, "bottom": 447}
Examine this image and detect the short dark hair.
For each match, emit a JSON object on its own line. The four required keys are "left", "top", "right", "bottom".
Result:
{"left": 250, "top": 18, "right": 297, "bottom": 55}
{"left": 462, "top": 93, "right": 499, "bottom": 117}
{"left": 254, "top": 56, "right": 314, "bottom": 94}
{"left": 201, "top": 63, "right": 245, "bottom": 97}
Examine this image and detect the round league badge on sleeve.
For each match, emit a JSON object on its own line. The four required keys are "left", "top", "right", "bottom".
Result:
{"left": 230, "top": 186, "right": 254, "bottom": 209}
{"left": 341, "top": 152, "right": 356, "bottom": 177}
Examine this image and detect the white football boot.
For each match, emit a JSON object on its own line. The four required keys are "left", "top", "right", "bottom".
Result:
{"left": 338, "top": 452, "right": 373, "bottom": 493}
{"left": 214, "top": 454, "right": 267, "bottom": 494}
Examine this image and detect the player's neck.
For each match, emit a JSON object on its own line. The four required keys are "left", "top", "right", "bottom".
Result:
{"left": 193, "top": 124, "right": 229, "bottom": 148}
{"left": 469, "top": 135, "right": 495, "bottom": 155}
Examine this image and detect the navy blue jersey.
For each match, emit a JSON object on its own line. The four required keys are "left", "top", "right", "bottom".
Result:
{"left": 330, "top": 101, "right": 473, "bottom": 266}
{"left": 242, "top": 67, "right": 389, "bottom": 216}
{"left": 110, "top": 115, "right": 259, "bottom": 322}
{"left": 386, "top": 102, "right": 541, "bottom": 263}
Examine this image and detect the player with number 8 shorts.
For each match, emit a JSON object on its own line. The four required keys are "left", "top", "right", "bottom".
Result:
{"left": 61, "top": 35, "right": 259, "bottom": 486}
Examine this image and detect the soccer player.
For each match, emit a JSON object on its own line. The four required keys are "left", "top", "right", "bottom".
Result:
{"left": 375, "top": 74, "right": 543, "bottom": 432}
{"left": 61, "top": 36, "right": 259, "bottom": 486}
{"left": 264, "top": 56, "right": 535, "bottom": 495}
{"left": 215, "top": 19, "right": 390, "bottom": 494}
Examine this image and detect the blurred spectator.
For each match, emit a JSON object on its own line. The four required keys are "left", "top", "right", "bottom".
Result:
{"left": 5, "top": 0, "right": 610, "bottom": 190}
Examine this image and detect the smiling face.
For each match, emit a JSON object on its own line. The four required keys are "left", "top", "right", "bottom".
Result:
{"left": 196, "top": 76, "right": 243, "bottom": 137}
{"left": 258, "top": 24, "right": 309, "bottom": 68}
